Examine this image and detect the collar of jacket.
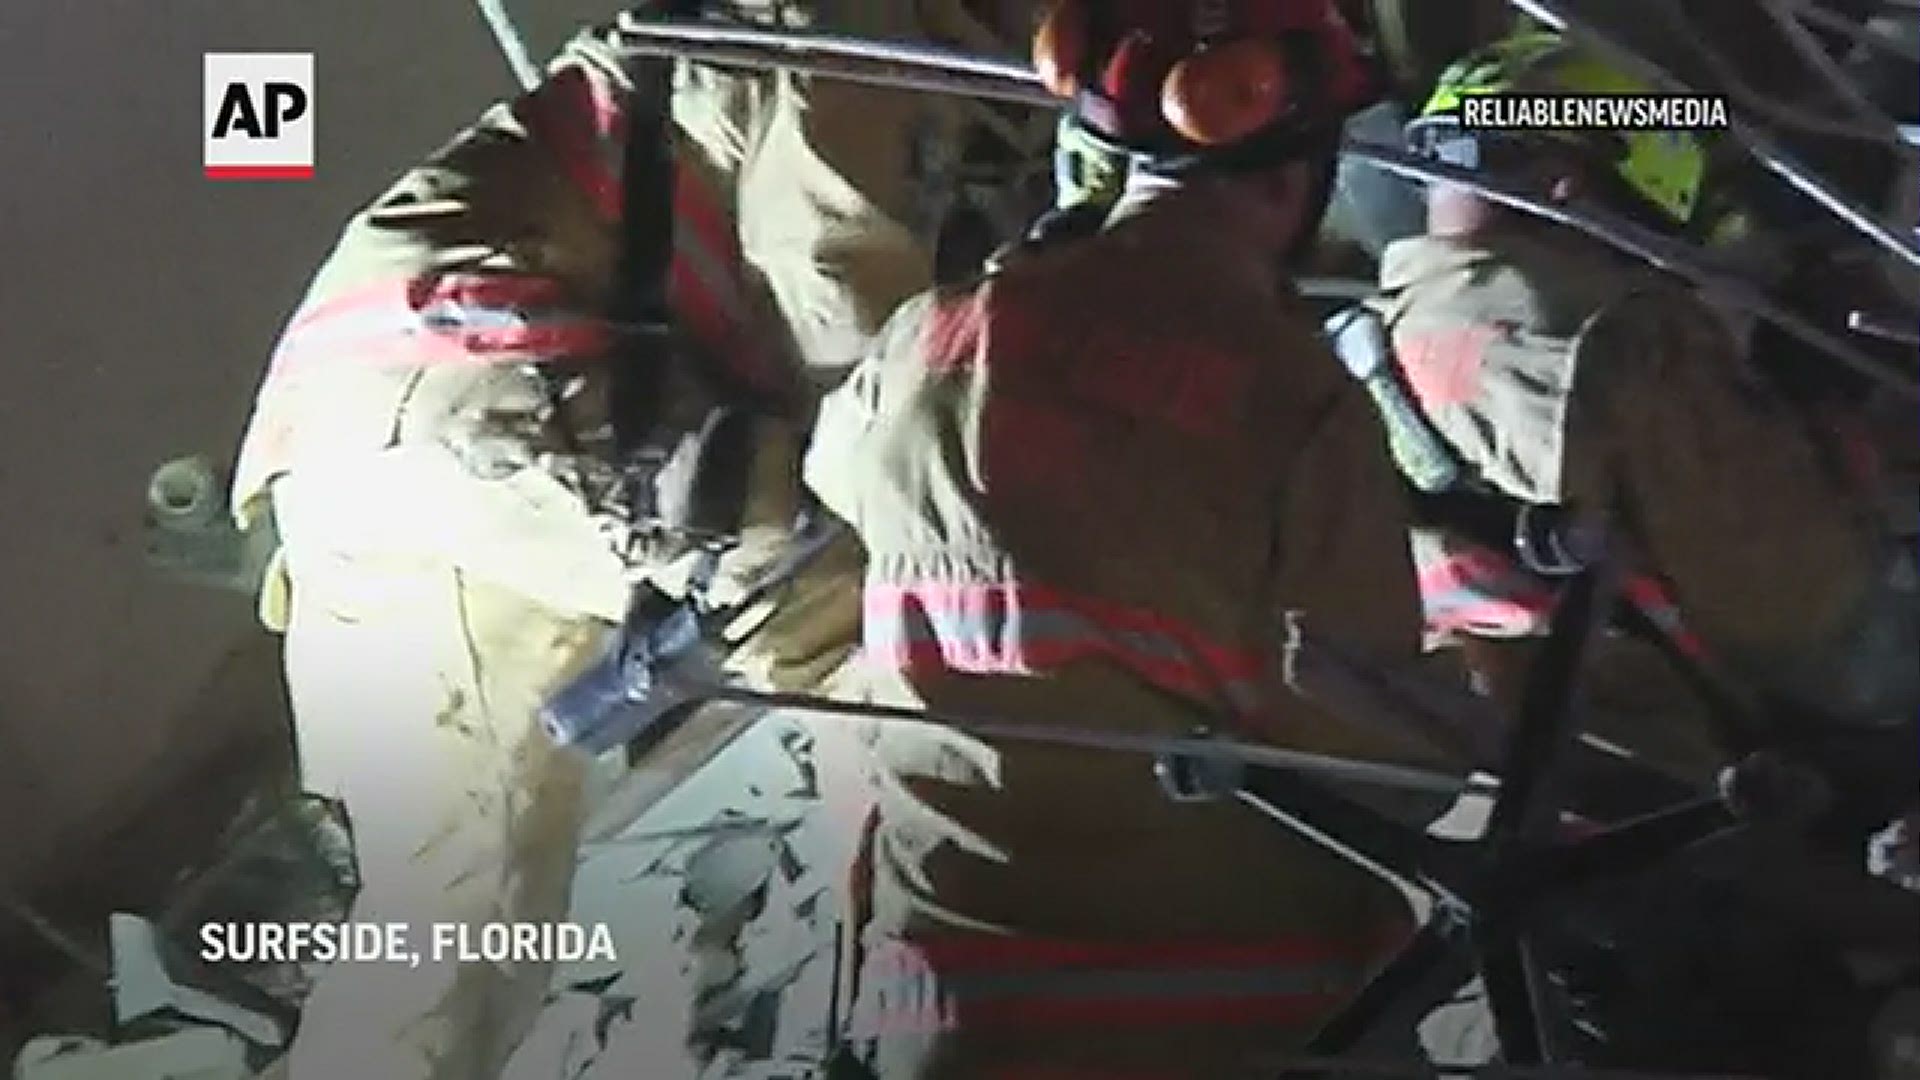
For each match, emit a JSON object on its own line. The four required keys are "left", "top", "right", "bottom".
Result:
{"left": 1377, "top": 227, "right": 1638, "bottom": 294}
{"left": 1106, "top": 181, "right": 1307, "bottom": 299}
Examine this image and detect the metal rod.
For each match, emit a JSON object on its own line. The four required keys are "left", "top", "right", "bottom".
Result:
{"left": 701, "top": 686, "right": 1473, "bottom": 795}
{"left": 618, "top": 34, "right": 1057, "bottom": 105}
{"left": 476, "top": 0, "right": 541, "bottom": 91}
{"left": 1850, "top": 308, "right": 1920, "bottom": 346}
{"left": 1259, "top": 1054, "right": 1761, "bottom": 1079}
{"left": 1299, "top": 276, "right": 1386, "bottom": 302}
{"left": 1522, "top": 796, "right": 1736, "bottom": 887}
{"left": 1294, "top": 924, "right": 1460, "bottom": 1063}
{"left": 1785, "top": 0, "right": 1920, "bottom": 64}
{"left": 1236, "top": 773, "right": 1466, "bottom": 896}
{"left": 631, "top": 11, "right": 1920, "bottom": 270}
{"left": 606, "top": 18, "right": 1920, "bottom": 401}
{"left": 1477, "top": 564, "right": 1620, "bottom": 1067}
{"left": 1760, "top": 0, "right": 1911, "bottom": 141}
{"left": 620, "top": 17, "right": 1040, "bottom": 85}
{"left": 1670, "top": 0, "right": 1915, "bottom": 148}
{"left": 1474, "top": 926, "right": 1552, "bottom": 1065}
{"left": 1485, "top": 565, "right": 1619, "bottom": 847}
{"left": 1508, "top": 0, "right": 1920, "bottom": 270}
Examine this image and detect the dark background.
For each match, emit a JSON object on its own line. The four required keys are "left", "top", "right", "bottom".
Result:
{"left": 0, "top": 0, "right": 609, "bottom": 951}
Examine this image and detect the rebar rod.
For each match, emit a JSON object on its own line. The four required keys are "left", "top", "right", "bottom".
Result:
{"left": 509, "top": 17, "right": 1920, "bottom": 398}
{"left": 1759, "top": 0, "right": 1916, "bottom": 149}
{"left": 1785, "top": 0, "right": 1920, "bottom": 64}
{"left": 477, "top": 0, "right": 540, "bottom": 90}
{"left": 1665, "top": 0, "right": 1916, "bottom": 148}
{"left": 704, "top": 685, "right": 1472, "bottom": 795}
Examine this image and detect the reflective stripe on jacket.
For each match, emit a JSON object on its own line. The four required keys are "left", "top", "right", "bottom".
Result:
{"left": 848, "top": 933, "right": 1387, "bottom": 1037}
{"left": 861, "top": 578, "right": 1272, "bottom": 715}
{"left": 230, "top": 19, "right": 775, "bottom": 535}
{"left": 806, "top": 189, "right": 1427, "bottom": 725}
{"left": 1412, "top": 526, "right": 1706, "bottom": 659}
{"left": 231, "top": 7, "right": 952, "bottom": 543}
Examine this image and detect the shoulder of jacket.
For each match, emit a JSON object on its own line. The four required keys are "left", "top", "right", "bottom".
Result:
{"left": 542, "top": 14, "right": 692, "bottom": 100}
{"left": 1574, "top": 275, "right": 1731, "bottom": 368}
{"left": 867, "top": 288, "right": 948, "bottom": 355}
{"left": 1588, "top": 272, "right": 1718, "bottom": 332}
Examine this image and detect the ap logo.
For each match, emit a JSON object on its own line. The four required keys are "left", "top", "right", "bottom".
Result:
{"left": 204, "top": 53, "right": 313, "bottom": 180}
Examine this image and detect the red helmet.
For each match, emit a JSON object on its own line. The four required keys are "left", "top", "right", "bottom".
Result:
{"left": 1033, "top": 0, "right": 1377, "bottom": 166}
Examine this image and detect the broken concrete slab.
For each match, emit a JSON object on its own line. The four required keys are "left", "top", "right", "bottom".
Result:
{"left": 12, "top": 1028, "right": 250, "bottom": 1080}
{"left": 109, "top": 914, "right": 285, "bottom": 1050}
{"left": 498, "top": 990, "right": 607, "bottom": 1080}
{"left": 516, "top": 707, "right": 861, "bottom": 1076}
{"left": 680, "top": 833, "right": 784, "bottom": 921}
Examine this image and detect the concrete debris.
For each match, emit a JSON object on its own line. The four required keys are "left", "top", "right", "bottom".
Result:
{"left": 109, "top": 914, "right": 286, "bottom": 1050}
{"left": 1869, "top": 811, "right": 1920, "bottom": 893}
{"left": 688, "top": 942, "right": 747, "bottom": 999}
{"left": 776, "top": 841, "right": 807, "bottom": 885}
{"left": 1416, "top": 980, "right": 1501, "bottom": 1068}
{"left": 499, "top": 991, "right": 607, "bottom": 1080}
{"left": 141, "top": 455, "right": 278, "bottom": 594}
{"left": 776, "top": 725, "right": 820, "bottom": 801}
{"left": 609, "top": 813, "right": 807, "bottom": 849}
{"left": 12, "top": 1028, "right": 251, "bottom": 1080}
{"left": 660, "top": 721, "right": 845, "bottom": 1069}
{"left": 517, "top": 952, "right": 716, "bottom": 1078}
{"left": 593, "top": 995, "right": 639, "bottom": 1049}
{"left": 690, "top": 983, "right": 787, "bottom": 1063}
{"left": 616, "top": 814, "right": 806, "bottom": 885}
{"left": 151, "top": 793, "right": 357, "bottom": 1012}
{"left": 692, "top": 943, "right": 815, "bottom": 1031}
{"left": 188, "top": 794, "right": 359, "bottom": 918}
{"left": 681, "top": 832, "right": 785, "bottom": 920}
{"left": 759, "top": 911, "right": 842, "bottom": 1068}
{"left": 681, "top": 844, "right": 836, "bottom": 1069}
{"left": 1424, "top": 778, "right": 1499, "bottom": 842}
{"left": 506, "top": 710, "right": 857, "bottom": 1075}
{"left": 741, "top": 871, "right": 831, "bottom": 976}
{"left": 695, "top": 1048, "right": 752, "bottom": 1080}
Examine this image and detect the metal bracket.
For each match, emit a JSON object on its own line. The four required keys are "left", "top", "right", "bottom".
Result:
{"left": 1153, "top": 740, "right": 1248, "bottom": 803}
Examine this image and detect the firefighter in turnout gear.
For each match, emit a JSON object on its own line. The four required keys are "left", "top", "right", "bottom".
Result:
{"left": 1348, "top": 30, "right": 1916, "bottom": 781}
{"left": 227, "top": 3, "right": 1011, "bottom": 1075}
{"left": 800, "top": 2, "right": 1461, "bottom": 1074}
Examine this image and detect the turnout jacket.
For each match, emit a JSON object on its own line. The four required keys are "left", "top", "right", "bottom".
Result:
{"left": 801, "top": 189, "right": 1448, "bottom": 1073}
{"left": 231, "top": 9, "right": 948, "bottom": 627}
{"left": 806, "top": 187, "right": 1428, "bottom": 741}
{"left": 1369, "top": 231, "right": 1879, "bottom": 707}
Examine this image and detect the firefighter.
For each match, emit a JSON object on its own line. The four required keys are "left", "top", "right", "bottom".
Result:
{"left": 1359, "top": 30, "right": 1914, "bottom": 778}
{"left": 226, "top": 3, "right": 1019, "bottom": 1076}
{"left": 800, "top": 2, "right": 1457, "bottom": 1074}
{"left": 1319, "top": 34, "right": 1920, "bottom": 1067}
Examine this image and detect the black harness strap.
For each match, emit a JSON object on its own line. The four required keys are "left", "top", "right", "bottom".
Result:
{"left": 603, "top": 2, "right": 773, "bottom": 542}
{"left": 608, "top": 2, "right": 696, "bottom": 459}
